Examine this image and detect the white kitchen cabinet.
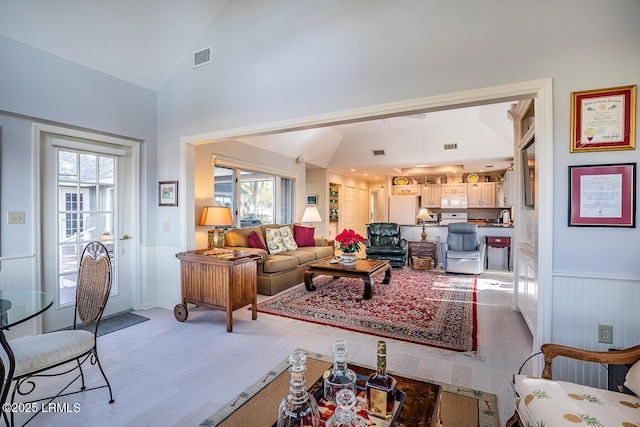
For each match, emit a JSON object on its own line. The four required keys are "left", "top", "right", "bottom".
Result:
{"left": 517, "top": 246, "right": 537, "bottom": 336}
{"left": 441, "top": 183, "right": 467, "bottom": 196}
{"left": 392, "top": 185, "right": 421, "bottom": 195}
{"left": 467, "top": 182, "right": 496, "bottom": 207}
{"left": 421, "top": 184, "right": 441, "bottom": 207}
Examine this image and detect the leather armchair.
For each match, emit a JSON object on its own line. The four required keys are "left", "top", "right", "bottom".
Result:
{"left": 365, "top": 223, "right": 407, "bottom": 267}
{"left": 439, "top": 223, "right": 485, "bottom": 274}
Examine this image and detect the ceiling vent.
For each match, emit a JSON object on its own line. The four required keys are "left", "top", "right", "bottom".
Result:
{"left": 443, "top": 143, "right": 458, "bottom": 150}
{"left": 372, "top": 149, "right": 386, "bottom": 156}
{"left": 193, "top": 47, "right": 211, "bottom": 68}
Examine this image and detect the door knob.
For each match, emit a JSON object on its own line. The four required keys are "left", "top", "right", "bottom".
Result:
{"left": 120, "top": 234, "right": 132, "bottom": 240}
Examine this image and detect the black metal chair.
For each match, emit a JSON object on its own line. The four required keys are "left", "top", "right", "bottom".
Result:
{"left": 364, "top": 223, "right": 407, "bottom": 267}
{"left": 6, "top": 241, "right": 114, "bottom": 426}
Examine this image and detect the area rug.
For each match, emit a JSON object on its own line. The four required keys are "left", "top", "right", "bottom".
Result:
{"left": 200, "top": 350, "right": 499, "bottom": 427}
{"left": 67, "top": 312, "right": 149, "bottom": 336}
{"left": 257, "top": 269, "right": 477, "bottom": 352}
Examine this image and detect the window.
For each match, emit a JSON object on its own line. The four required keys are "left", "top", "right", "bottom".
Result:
{"left": 213, "top": 161, "right": 294, "bottom": 227}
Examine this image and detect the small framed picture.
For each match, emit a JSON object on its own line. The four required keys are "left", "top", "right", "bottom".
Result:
{"left": 159, "top": 181, "right": 178, "bottom": 206}
{"left": 306, "top": 194, "right": 318, "bottom": 206}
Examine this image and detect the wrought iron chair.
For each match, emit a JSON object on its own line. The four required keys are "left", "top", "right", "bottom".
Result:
{"left": 6, "top": 241, "right": 114, "bottom": 426}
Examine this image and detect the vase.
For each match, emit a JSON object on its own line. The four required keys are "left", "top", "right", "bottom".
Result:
{"left": 341, "top": 252, "right": 357, "bottom": 265}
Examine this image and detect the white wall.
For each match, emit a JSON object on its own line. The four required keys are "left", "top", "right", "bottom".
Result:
{"left": 156, "top": 0, "right": 640, "bottom": 383}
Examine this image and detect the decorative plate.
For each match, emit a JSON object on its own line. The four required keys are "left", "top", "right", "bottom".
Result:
{"left": 393, "top": 176, "right": 409, "bottom": 185}
{"left": 466, "top": 173, "right": 479, "bottom": 184}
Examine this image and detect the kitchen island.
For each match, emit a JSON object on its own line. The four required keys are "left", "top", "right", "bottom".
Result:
{"left": 399, "top": 223, "right": 513, "bottom": 269}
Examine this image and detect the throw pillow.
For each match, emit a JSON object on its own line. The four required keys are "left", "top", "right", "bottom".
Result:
{"left": 280, "top": 226, "right": 298, "bottom": 251}
{"left": 294, "top": 224, "right": 315, "bottom": 247}
{"left": 624, "top": 359, "right": 640, "bottom": 396}
{"left": 264, "top": 227, "right": 287, "bottom": 254}
{"left": 246, "top": 231, "right": 267, "bottom": 251}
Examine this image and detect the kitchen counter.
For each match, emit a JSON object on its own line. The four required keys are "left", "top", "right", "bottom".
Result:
{"left": 400, "top": 223, "right": 513, "bottom": 244}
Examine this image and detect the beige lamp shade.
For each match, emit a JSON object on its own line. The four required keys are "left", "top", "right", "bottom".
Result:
{"left": 199, "top": 206, "right": 234, "bottom": 227}
{"left": 301, "top": 206, "right": 322, "bottom": 227}
{"left": 199, "top": 206, "right": 234, "bottom": 248}
{"left": 416, "top": 208, "right": 432, "bottom": 220}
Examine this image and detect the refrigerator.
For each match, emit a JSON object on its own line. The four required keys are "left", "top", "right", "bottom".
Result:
{"left": 388, "top": 195, "right": 420, "bottom": 225}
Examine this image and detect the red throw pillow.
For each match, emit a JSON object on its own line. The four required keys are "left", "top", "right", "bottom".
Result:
{"left": 294, "top": 225, "right": 315, "bottom": 247}
{"left": 246, "top": 231, "right": 267, "bottom": 251}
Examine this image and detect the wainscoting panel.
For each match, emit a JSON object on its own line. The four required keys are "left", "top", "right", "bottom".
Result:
{"left": 0, "top": 254, "right": 39, "bottom": 339}
{"left": 551, "top": 273, "right": 640, "bottom": 389}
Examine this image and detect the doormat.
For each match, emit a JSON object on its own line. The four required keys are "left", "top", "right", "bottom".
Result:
{"left": 69, "top": 312, "right": 149, "bottom": 336}
{"left": 257, "top": 269, "right": 477, "bottom": 353}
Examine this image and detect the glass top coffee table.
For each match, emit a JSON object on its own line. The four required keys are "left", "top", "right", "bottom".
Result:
{"left": 304, "top": 258, "right": 391, "bottom": 300}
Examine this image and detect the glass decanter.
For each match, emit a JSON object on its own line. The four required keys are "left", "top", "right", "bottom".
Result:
{"left": 323, "top": 340, "right": 357, "bottom": 403}
{"left": 277, "top": 350, "right": 321, "bottom": 427}
{"left": 325, "top": 388, "right": 366, "bottom": 427}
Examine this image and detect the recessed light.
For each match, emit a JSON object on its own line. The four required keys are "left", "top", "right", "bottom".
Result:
{"left": 416, "top": 164, "right": 429, "bottom": 168}
{"left": 350, "top": 169, "right": 356, "bottom": 172}
{"left": 363, "top": 173, "right": 368, "bottom": 176}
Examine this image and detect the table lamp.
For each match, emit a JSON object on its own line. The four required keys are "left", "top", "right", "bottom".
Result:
{"left": 199, "top": 206, "right": 234, "bottom": 249}
{"left": 416, "top": 208, "right": 432, "bottom": 241}
{"left": 301, "top": 206, "right": 322, "bottom": 227}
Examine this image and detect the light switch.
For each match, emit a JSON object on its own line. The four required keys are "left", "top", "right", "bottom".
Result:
{"left": 8, "top": 211, "right": 25, "bottom": 224}
{"left": 163, "top": 222, "right": 170, "bottom": 232}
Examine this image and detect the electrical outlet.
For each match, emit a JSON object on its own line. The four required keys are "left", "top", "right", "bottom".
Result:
{"left": 162, "top": 222, "right": 170, "bottom": 232}
{"left": 598, "top": 324, "right": 613, "bottom": 344}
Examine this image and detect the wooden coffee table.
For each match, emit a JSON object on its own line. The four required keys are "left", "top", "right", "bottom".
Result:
{"left": 304, "top": 258, "right": 391, "bottom": 299}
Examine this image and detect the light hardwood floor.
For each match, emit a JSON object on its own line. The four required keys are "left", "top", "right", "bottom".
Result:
{"left": 14, "top": 269, "right": 532, "bottom": 427}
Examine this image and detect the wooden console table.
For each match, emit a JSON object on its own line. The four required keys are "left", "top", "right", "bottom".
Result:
{"left": 408, "top": 240, "right": 437, "bottom": 268}
{"left": 174, "top": 249, "right": 259, "bottom": 332}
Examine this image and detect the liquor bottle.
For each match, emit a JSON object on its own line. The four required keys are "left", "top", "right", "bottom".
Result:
{"left": 325, "top": 388, "right": 365, "bottom": 427}
{"left": 323, "top": 340, "right": 357, "bottom": 403}
{"left": 277, "top": 350, "right": 321, "bottom": 427}
{"left": 365, "top": 340, "right": 397, "bottom": 420}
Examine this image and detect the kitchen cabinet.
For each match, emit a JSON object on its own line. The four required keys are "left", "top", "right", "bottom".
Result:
{"left": 421, "top": 184, "right": 441, "bottom": 207}
{"left": 393, "top": 185, "right": 421, "bottom": 195}
{"left": 467, "top": 182, "right": 496, "bottom": 207}
{"left": 441, "top": 183, "right": 467, "bottom": 196}
{"left": 517, "top": 246, "right": 537, "bottom": 336}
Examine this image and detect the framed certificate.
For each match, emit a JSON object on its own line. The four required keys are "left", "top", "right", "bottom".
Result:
{"left": 570, "top": 85, "right": 636, "bottom": 152}
{"left": 568, "top": 163, "right": 636, "bottom": 227}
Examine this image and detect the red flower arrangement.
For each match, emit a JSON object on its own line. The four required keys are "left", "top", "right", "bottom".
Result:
{"left": 335, "top": 229, "right": 365, "bottom": 253}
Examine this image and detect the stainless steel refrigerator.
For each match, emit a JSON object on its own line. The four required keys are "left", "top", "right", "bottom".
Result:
{"left": 388, "top": 195, "right": 419, "bottom": 225}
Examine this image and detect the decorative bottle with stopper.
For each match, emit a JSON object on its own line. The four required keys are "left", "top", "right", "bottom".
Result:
{"left": 277, "top": 350, "right": 320, "bottom": 427}
{"left": 323, "top": 339, "right": 357, "bottom": 403}
{"left": 325, "top": 388, "right": 366, "bottom": 427}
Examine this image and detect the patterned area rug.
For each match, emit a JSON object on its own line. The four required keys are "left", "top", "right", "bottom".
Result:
{"left": 257, "top": 269, "right": 477, "bottom": 352}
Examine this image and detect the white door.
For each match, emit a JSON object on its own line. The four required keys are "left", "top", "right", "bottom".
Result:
{"left": 39, "top": 130, "right": 139, "bottom": 332}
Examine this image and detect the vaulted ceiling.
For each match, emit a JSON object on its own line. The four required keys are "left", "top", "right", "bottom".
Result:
{"left": 0, "top": 1, "right": 516, "bottom": 179}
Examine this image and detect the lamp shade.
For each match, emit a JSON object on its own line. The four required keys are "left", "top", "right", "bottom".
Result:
{"left": 416, "top": 208, "right": 432, "bottom": 220}
{"left": 301, "top": 206, "right": 322, "bottom": 223}
{"left": 199, "top": 206, "right": 234, "bottom": 227}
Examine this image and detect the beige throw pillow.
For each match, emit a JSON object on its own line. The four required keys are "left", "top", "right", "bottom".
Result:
{"left": 280, "top": 226, "right": 298, "bottom": 251}
{"left": 264, "top": 227, "right": 287, "bottom": 254}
